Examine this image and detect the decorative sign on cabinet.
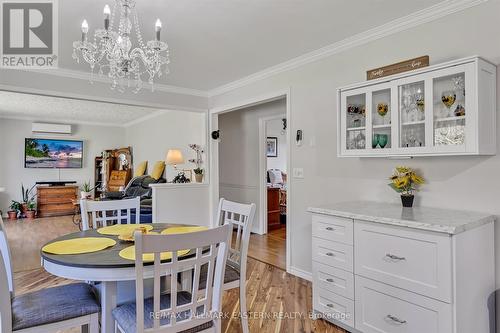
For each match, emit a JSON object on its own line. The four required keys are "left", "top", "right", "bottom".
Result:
{"left": 308, "top": 202, "right": 495, "bottom": 333}
{"left": 338, "top": 56, "right": 496, "bottom": 157}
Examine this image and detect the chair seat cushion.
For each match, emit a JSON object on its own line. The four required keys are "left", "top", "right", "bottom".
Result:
{"left": 199, "top": 263, "right": 240, "bottom": 290}
{"left": 12, "top": 283, "right": 100, "bottom": 331}
{"left": 112, "top": 291, "right": 213, "bottom": 333}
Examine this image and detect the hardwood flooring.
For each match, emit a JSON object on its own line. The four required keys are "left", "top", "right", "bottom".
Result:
{"left": 7, "top": 217, "right": 344, "bottom": 333}
{"left": 3, "top": 215, "right": 79, "bottom": 272}
{"left": 247, "top": 225, "right": 286, "bottom": 270}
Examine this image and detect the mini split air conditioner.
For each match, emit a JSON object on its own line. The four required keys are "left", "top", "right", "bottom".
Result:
{"left": 32, "top": 123, "right": 72, "bottom": 135}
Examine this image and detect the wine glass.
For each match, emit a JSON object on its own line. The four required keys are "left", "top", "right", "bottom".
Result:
{"left": 356, "top": 131, "right": 365, "bottom": 149}
{"left": 378, "top": 134, "right": 388, "bottom": 148}
{"left": 372, "top": 134, "right": 380, "bottom": 149}
{"left": 441, "top": 90, "right": 456, "bottom": 116}
{"left": 377, "top": 103, "right": 389, "bottom": 125}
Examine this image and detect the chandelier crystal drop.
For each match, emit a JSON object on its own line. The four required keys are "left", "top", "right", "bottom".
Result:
{"left": 72, "top": 0, "right": 170, "bottom": 93}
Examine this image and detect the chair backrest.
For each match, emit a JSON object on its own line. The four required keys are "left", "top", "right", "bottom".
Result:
{"left": 0, "top": 253, "right": 13, "bottom": 333}
{"left": 80, "top": 197, "right": 140, "bottom": 230}
{"left": 0, "top": 216, "right": 14, "bottom": 294}
{"left": 134, "top": 224, "right": 231, "bottom": 333}
{"left": 215, "top": 198, "right": 256, "bottom": 272}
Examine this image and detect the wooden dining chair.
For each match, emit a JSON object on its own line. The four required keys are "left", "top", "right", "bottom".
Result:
{"left": 0, "top": 217, "right": 100, "bottom": 333}
{"left": 0, "top": 216, "right": 14, "bottom": 295}
{"left": 211, "top": 198, "right": 256, "bottom": 333}
{"left": 80, "top": 197, "right": 140, "bottom": 230}
{"left": 112, "top": 223, "right": 232, "bottom": 333}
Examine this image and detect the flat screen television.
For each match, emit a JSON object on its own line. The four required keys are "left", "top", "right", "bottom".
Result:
{"left": 25, "top": 138, "right": 83, "bottom": 169}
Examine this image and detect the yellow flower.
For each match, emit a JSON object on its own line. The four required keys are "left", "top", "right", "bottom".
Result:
{"left": 410, "top": 173, "right": 425, "bottom": 184}
{"left": 393, "top": 178, "right": 406, "bottom": 189}
{"left": 395, "top": 166, "right": 410, "bottom": 173}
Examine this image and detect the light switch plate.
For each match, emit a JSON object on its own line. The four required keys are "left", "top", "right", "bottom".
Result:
{"left": 293, "top": 168, "right": 304, "bottom": 178}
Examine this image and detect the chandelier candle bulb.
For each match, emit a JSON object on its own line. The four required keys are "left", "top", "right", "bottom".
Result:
{"left": 155, "top": 19, "right": 162, "bottom": 41}
{"left": 103, "top": 5, "right": 111, "bottom": 30}
{"left": 81, "top": 20, "right": 89, "bottom": 42}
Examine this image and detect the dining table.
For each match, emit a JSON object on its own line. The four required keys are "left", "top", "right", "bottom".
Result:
{"left": 41, "top": 223, "right": 198, "bottom": 333}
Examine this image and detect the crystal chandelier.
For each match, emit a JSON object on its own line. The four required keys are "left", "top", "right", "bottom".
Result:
{"left": 72, "top": 0, "right": 170, "bottom": 93}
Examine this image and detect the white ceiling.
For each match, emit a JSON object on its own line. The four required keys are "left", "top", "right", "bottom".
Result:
{"left": 0, "top": 91, "right": 159, "bottom": 126}
{"left": 60, "top": 0, "right": 443, "bottom": 91}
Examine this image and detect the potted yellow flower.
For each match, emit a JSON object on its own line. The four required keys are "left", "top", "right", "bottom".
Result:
{"left": 388, "top": 166, "right": 424, "bottom": 207}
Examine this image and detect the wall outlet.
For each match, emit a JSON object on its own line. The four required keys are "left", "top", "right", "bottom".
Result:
{"left": 293, "top": 168, "right": 304, "bottom": 179}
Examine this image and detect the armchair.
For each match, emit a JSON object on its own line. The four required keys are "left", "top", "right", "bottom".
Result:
{"left": 101, "top": 175, "right": 166, "bottom": 223}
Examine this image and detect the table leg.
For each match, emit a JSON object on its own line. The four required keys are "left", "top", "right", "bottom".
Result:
{"left": 100, "top": 281, "right": 117, "bottom": 333}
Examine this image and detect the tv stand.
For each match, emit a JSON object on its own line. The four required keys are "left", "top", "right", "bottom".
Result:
{"left": 36, "top": 181, "right": 77, "bottom": 187}
{"left": 37, "top": 185, "right": 78, "bottom": 217}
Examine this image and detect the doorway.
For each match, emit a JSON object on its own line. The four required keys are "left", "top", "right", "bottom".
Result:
{"left": 212, "top": 96, "right": 289, "bottom": 270}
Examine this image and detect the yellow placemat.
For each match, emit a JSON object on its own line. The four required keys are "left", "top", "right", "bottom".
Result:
{"left": 42, "top": 237, "right": 116, "bottom": 255}
{"left": 119, "top": 245, "right": 190, "bottom": 262}
{"left": 97, "top": 224, "right": 153, "bottom": 236}
{"left": 160, "top": 226, "right": 208, "bottom": 235}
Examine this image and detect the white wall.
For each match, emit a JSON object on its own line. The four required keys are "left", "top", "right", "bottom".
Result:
{"left": 0, "top": 118, "right": 125, "bottom": 211}
{"left": 218, "top": 99, "right": 286, "bottom": 233}
{"left": 209, "top": 0, "right": 500, "bottom": 289}
{"left": 125, "top": 110, "right": 207, "bottom": 181}
{"left": 266, "top": 117, "right": 287, "bottom": 172}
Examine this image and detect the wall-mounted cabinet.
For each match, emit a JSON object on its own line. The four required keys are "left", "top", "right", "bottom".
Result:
{"left": 338, "top": 56, "right": 496, "bottom": 157}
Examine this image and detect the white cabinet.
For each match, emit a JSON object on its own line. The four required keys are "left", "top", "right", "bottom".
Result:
{"left": 310, "top": 203, "right": 495, "bottom": 333}
{"left": 338, "top": 56, "right": 496, "bottom": 157}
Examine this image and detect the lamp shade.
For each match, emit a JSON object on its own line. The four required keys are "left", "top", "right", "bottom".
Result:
{"left": 166, "top": 149, "right": 185, "bottom": 165}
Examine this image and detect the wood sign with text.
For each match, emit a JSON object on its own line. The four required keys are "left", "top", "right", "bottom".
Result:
{"left": 367, "top": 56, "right": 429, "bottom": 80}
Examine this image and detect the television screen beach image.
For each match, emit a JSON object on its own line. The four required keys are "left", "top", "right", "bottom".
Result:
{"left": 25, "top": 138, "right": 83, "bottom": 168}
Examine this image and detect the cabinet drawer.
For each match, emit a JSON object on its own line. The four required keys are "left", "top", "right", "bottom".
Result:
{"left": 313, "top": 262, "right": 354, "bottom": 299}
{"left": 312, "top": 238, "right": 353, "bottom": 272}
{"left": 355, "top": 276, "right": 452, "bottom": 333}
{"left": 312, "top": 214, "right": 353, "bottom": 245}
{"left": 313, "top": 287, "right": 354, "bottom": 327}
{"left": 354, "top": 221, "right": 452, "bottom": 302}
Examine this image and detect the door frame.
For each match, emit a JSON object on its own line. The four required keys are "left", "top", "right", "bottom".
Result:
{"left": 209, "top": 88, "right": 292, "bottom": 273}
{"left": 258, "top": 114, "right": 286, "bottom": 235}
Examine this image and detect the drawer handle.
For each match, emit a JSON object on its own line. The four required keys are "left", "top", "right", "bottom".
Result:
{"left": 325, "top": 278, "right": 334, "bottom": 283}
{"left": 326, "top": 303, "right": 334, "bottom": 308}
{"left": 385, "top": 253, "right": 406, "bottom": 261}
{"left": 325, "top": 252, "right": 334, "bottom": 257}
{"left": 386, "top": 314, "right": 407, "bottom": 324}
{"left": 325, "top": 227, "right": 335, "bottom": 231}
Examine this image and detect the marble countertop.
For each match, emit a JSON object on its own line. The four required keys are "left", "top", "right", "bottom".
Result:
{"left": 308, "top": 201, "right": 495, "bottom": 235}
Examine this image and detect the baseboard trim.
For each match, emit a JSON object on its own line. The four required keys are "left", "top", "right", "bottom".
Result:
{"left": 289, "top": 266, "right": 312, "bottom": 282}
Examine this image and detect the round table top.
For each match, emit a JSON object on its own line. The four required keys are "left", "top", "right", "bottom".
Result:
{"left": 41, "top": 223, "right": 193, "bottom": 269}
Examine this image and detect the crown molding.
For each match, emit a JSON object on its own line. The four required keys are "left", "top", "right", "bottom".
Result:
{"left": 0, "top": 83, "right": 208, "bottom": 113}
{"left": 0, "top": 114, "right": 127, "bottom": 128}
{"left": 207, "top": 0, "right": 488, "bottom": 97}
{"left": 122, "top": 109, "right": 170, "bottom": 127}
{"left": 21, "top": 68, "right": 209, "bottom": 97}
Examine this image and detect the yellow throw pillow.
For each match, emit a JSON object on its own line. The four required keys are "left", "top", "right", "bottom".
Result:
{"left": 151, "top": 161, "right": 165, "bottom": 180}
{"left": 134, "top": 161, "right": 148, "bottom": 177}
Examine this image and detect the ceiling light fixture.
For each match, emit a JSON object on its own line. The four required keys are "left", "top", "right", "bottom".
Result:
{"left": 72, "top": 0, "right": 170, "bottom": 93}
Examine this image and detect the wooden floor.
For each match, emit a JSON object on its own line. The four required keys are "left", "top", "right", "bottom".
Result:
{"left": 247, "top": 225, "right": 286, "bottom": 270}
{"left": 6, "top": 217, "right": 344, "bottom": 333}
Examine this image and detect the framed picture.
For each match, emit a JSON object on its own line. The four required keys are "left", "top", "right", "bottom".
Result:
{"left": 266, "top": 137, "right": 278, "bottom": 157}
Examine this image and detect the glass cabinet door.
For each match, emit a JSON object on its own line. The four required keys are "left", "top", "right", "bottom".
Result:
{"left": 371, "top": 89, "right": 391, "bottom": 150}
{"left": 433, "top": 72, "right": 466, "bottom": 146}
{"left": 346, "top": 93, "right": 366, "bottom": 150}
{"left": 399, "top": 81, "right": 425, "bottom": 148}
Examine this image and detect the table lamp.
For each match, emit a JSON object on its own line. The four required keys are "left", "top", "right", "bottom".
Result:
{"left": 166, "top": 149, "right": 184, "bottom": 169}
{"left": 166, "top": 149, "right": 191, "bottom": 181}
